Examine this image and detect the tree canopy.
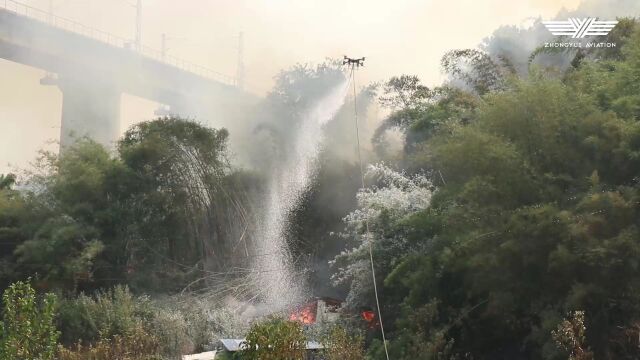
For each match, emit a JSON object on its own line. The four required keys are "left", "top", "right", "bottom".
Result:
{"left": 334, "top": 19, "right": 640, "bottom": 360}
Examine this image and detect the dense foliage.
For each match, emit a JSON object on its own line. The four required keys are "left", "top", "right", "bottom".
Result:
{"left": 336, "top": 18, "right": 640, "bottom": 360}
{"left": 0, "top": 117, "right": 254, "bottom": 294}
{"left": 322, "top": 325, "right": 366, "bottom": 360}
{"left": 0, "top": 118, "right": 257, "bottom": 357}
{"left": 238, "top": 319, "right": 365, "bottom": 360}
{"left": 241, "top": 318, "right": 307, "bottom": 360}
{"left": 0, "top": 280, "right": 59, "bottom": 360}
{"left": 3, "top": 12, "right": 640, "bottom": 360}
{"left": 57, "top": 325, "right": 161, "bottom": 360}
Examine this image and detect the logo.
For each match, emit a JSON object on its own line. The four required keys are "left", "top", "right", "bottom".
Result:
{"left": 542, "top": 18, "right": 618, "bottom": 38}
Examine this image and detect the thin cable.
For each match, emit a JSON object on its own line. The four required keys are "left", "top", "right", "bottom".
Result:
{"left": 350, "top": 66, "right": 390, "bottom": 360}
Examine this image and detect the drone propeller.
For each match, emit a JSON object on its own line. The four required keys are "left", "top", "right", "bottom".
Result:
{"left": 343, "top": 56, "right": 365, "bottom": 67}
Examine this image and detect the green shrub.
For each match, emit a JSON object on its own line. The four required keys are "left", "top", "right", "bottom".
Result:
{"left": 148, "top": 304, "right": 194, "bottom": 357}
{"left": 58, "top": 285, "right": 153, "bottom": 345}
{"left": 57, "top": 324, "right": 161, "bottom": 360}
{"left": 241, "top": 318, "right": 306, "bottom": 360}
{"left": 0, "top": 280, "right": 60, "bottom": 360}
{"left": 58, "top": 287, "right": 225, "bottom": 358}
{"left": 322, "top": 325, "right": 365, "bottom": 360}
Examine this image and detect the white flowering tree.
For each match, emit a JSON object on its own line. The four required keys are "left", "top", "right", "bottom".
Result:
{"left": 330, "top": 163, "right": 434, "bottom": 310}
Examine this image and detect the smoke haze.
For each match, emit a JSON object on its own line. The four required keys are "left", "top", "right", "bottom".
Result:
{"left": 5, "top": 0, "right": 639, "bottom": 174}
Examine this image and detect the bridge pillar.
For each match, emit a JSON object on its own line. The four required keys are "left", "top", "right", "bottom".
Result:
{"left": 54, "top": 76, "right": 121, "bottom": 150}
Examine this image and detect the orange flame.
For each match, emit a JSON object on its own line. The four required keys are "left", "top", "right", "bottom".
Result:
{"left": 290, "top": 302, "right": 317, "bottom": 324}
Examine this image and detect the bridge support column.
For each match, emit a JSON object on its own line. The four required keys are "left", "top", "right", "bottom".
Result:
{"left": 56, "top": 77, "right": 121, "bottom": 150}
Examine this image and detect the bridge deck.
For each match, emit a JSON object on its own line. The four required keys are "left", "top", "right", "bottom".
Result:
{"left": 0, "top": 0, "right": 236, "bottom": 85}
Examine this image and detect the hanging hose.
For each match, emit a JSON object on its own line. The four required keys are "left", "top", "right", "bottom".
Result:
{"left": 349, "top": 65, "right": 391, "bottom": 360}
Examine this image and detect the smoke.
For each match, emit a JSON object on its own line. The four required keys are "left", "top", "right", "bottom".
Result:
{"left": 0, "top": 0, "right": 256, "bottom": 169}
{"left": 481, "top": 0, "right": 640, "bottom": 74}
{"left": 7, "top": 0, "right": 630, "bottom": 176}
{"left": 2, "top": 0, "right": 640, "bottom": 321}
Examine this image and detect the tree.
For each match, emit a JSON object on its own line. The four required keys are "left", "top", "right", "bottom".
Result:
{"left": 12, "top": 140, "right": 114, "bottom": 291}
{"left": 441, "top": 49, "right": 513, "bottom": 95}
{"left": 339, "top": 29, "right": 640, "bottom": 358}
{"left": 379, "top": 80, "right": 640, "bottom": 358}
{"left": 0, "top": 176, "right": 33, "bottom": 289}
{"left": 0, "top": 118, "right": 251, "bottom": 293}
{"left": 116, "top": 117, "right": 242, "bottom": 291}
{"left": 0, "top": 280, "right": 59, "bottom": 360}
{"left": 378, "top": 75, "right": 432, "bottom": 111}
{"left": 331, "top": 163, "right": 433, "bottom": 311}
{"left": 248, "top": 59, "right": 348, "bottom": 172}
{"left": 372, "top": 81, "right": 479, "bottom": 161}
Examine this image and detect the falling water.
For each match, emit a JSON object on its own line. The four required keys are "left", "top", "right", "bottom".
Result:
{"left": 252, "top": 79, "right": 350, "bottom": 311}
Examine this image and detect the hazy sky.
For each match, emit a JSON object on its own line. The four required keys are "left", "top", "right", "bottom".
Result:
{"left": 1, "top": 0, "right": 582, "bottom": 174}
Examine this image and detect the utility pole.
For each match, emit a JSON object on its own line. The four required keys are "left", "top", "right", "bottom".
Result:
{"left": 135, "top": 0, "right": 142, "bottom": 51}
{"left": 159, "top": 34, "right": 187, "bottom": 62}
{"left": 48, "top": 0, "right": 53, "bottom": 24}
{"left": 236, "top": 31, "right": 245, "bottom": 90}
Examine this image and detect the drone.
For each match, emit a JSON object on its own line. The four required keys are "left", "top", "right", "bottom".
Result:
{"left": 343, "top": 56, "right": 365, "bottom": 67}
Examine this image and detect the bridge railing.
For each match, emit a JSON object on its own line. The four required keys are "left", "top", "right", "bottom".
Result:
{"left": 1, "top": 0, "right": 237, "bottom": 86}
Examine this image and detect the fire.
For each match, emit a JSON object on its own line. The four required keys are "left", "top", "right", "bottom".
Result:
{"left": 289, "top": 301, "right": 318, "bottom": 324}
{"left": 361, "top": 310, "right": 379, "bottom": 329}
{"left": 361, "top": 310, "right": 375, "bottom": 322}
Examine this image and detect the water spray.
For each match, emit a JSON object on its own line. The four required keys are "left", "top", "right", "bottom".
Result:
{"left": 345, "top": 55, "right": 391, "bottom": 360}
{"left": 250, "top": 68, "right": 351, "bottom": 314}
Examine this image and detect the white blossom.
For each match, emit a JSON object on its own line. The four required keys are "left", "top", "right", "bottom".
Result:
{"left": 330, "top": 163, "right": 434, "bottom": 308}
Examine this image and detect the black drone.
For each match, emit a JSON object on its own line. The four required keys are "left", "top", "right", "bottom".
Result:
{"left": 343, "top": 56, "right": 365, "bottom": 67}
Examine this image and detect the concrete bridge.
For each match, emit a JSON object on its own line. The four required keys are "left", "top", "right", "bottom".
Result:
{"left": 0, "top": 0, "right": 256, "bottom": 148}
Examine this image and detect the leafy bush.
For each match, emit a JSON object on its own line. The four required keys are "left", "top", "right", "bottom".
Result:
{"left": 331, "top": 163, "right": 433, "bottom": 311}
{"left": 57, "top": 285, "right": 153, "bottom": 345}
{"left": 57, "top": 324, "right": 161, "bottom": 360}
{"left": 241, "top": 318, "right": 306, "bottom": 360}
{"left": 57, "top": 286, "right": 235, "bottom": 358}
{"left": 0, "top": 280, "right": 59, "bottom": 360}
{"left": 552, "top": 311, "right": 594, "bottom": 360}
{"left": 322, "top": 325, "right": 365, "bottom": 360}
